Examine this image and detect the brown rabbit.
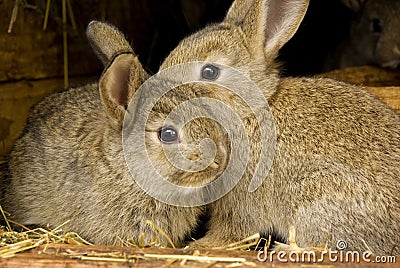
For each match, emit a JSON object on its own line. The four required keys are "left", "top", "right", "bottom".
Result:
{"left": 167, "top": 0, "right": 398, "bottom": 255}
{"left": 1, "top": 22, "right": 231, "bottom": 246}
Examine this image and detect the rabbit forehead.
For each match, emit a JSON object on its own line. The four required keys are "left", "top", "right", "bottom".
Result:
{"left": 160, "top": 25, "right": 251, "bottom": 68}
{"left": 359, "top": 0, "right": 400, "bottom": 25}
{"left": 364, "top": 0, "right": 400, "bottom": 12}
{"left": 149, "top": 85, "right": 211, "bottom": 114}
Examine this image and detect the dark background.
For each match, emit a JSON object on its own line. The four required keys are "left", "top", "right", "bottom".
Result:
{"left": 1, "top": 0, "right": 354, "bottom": 79}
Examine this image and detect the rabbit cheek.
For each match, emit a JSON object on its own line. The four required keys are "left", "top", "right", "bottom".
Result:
{"left": 375, "top": 39, "right": 400, "bottom": 68}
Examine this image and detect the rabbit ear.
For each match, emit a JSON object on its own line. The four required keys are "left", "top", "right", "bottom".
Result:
{"left": 88, "top": 21, "right": 149, "bottom": 125}
{"left": 224, "top": 0, "right": 309, "bottom": 58}
{"left": 86, "top": 21, "right": 133, "bottom": 66}
{"left": 99, "top": 53, "right": 149, "bottom": 124}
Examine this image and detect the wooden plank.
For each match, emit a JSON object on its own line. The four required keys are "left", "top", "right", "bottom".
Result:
{"left": 0, "top": 243, "right": 398, "bottom": 268}
{"left": 321, "top": 66, "right": 400, "bottom": 87}
{"left": 366, "top": 87, "right": 400, "bottom": 113}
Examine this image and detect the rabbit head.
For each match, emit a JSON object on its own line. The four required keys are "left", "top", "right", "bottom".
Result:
{"left": 340, "top": 0, "right": 400, "bottom": 68}
{"left": 86, "top": 22, "right": 231, "bottom": 196}
{"left": 161, "top": 0, "right": 308, "bottom": 98}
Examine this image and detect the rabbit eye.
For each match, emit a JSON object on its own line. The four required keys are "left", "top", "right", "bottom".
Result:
{"left": 158, "top": 127, "right": 179, "bottom": 144}
{"left": 371, "top": 18, "right": 382, "bottom": 34}
{"left": 201, "top": 64, "right": 220, "bottom": 80}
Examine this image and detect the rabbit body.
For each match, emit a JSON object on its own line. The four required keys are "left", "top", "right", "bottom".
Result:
{"left": 193, "top": 77, "right": 400, "bottom": 254}
{"left": 158, "top": 0, "right": 400, "bottom": 254}
{"left": 3, "top": 83, "right": 203, "bottom": 246}
{"left": 2, "top": 22, "right": 213, "bottom": 247}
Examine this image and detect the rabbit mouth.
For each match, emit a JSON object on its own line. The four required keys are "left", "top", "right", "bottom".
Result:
{"left": 182, "top": 149, "right": 228, "bottom": 186}
{"left": 379, "top": 46, "right": 400, "bottom": 69}
{"left": 381, "top": 58, "right": 400, "bottom": 69}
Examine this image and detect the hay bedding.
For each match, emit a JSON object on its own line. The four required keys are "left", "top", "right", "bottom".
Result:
{"left": 1, "top": 205, "right": 396, "bottom": 267}
{"left": 0, "top": 203, "right": 264, "bottom": 267}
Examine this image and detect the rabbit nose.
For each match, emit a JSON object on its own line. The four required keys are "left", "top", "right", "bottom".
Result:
{"left": 385, "top": 46, "right": 400, "bottom": 69}
{"left": 394, "top": 45, "right": 400, "bottom": 56}
{"left": 186, "top": 153, "right": 200, "bottom": 161}
{"left": 209, "top": 162, "right": 219, "bottom": 169}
